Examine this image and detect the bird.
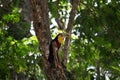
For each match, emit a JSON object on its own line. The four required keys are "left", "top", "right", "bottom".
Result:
{"left": 48, "top": 33, "right": 63, "bottom": 67}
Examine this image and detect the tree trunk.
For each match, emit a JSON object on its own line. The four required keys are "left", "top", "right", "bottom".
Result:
{"left": 29, "top": 0, "right": 67, "bottom": 80}
{"left": 29, "top": 0, "right": 80, "bottom": 80}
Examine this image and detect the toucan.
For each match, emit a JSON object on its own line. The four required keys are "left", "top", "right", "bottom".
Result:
{"left": 48, "top": 33, "right": 63, "bottom": 67}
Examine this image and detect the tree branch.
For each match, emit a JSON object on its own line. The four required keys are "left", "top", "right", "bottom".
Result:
{"left": 30, "top": 0, "right": 67, "bottom": 80}
{"left": 62, "top": 0, "right": 80, "bottom": 67}
{"left": 30, "top": 0, "right": 51, "bottom": 78}
{"left": 55, "top": 0, "right": 65, "bottom": 30}
{"left": 55, "top": 18, "right": 65, "bottom": 30}
{"left": 30, "top": 0, "right": 51, "bottom": 58}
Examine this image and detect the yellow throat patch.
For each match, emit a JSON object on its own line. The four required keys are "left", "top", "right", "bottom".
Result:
{"left": 58, "top": 34, "right": 63, "bottom": 44}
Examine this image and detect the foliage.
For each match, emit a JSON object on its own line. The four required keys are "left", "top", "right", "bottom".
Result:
{"left": 0, "top": 0, "right": 120, "bottom": 80}
{"left": 0, "top": 0, "right": 44, "bottom": 79}
{"left": 70, "top": 0, "right": 120, "bottom": 79}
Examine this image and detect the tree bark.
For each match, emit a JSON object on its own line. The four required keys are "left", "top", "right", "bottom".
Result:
{"left": 62, "top": 0, "right": 80, "bottom": 67}
{"left": 29, "top": 0, "right": 67, "bottom": 80}
{"left": 29, "top": 0, "right": 80, "bottom": 79}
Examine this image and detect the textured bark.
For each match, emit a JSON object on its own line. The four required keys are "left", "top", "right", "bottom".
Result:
{"left": 29, "top": 0, "right": 67, "bottom": 80}
{"left": 62, "top": 0, "right": 80, "bottom": 67}
{"left": 29, "top": 0, "right": 80, "bottom": 79}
